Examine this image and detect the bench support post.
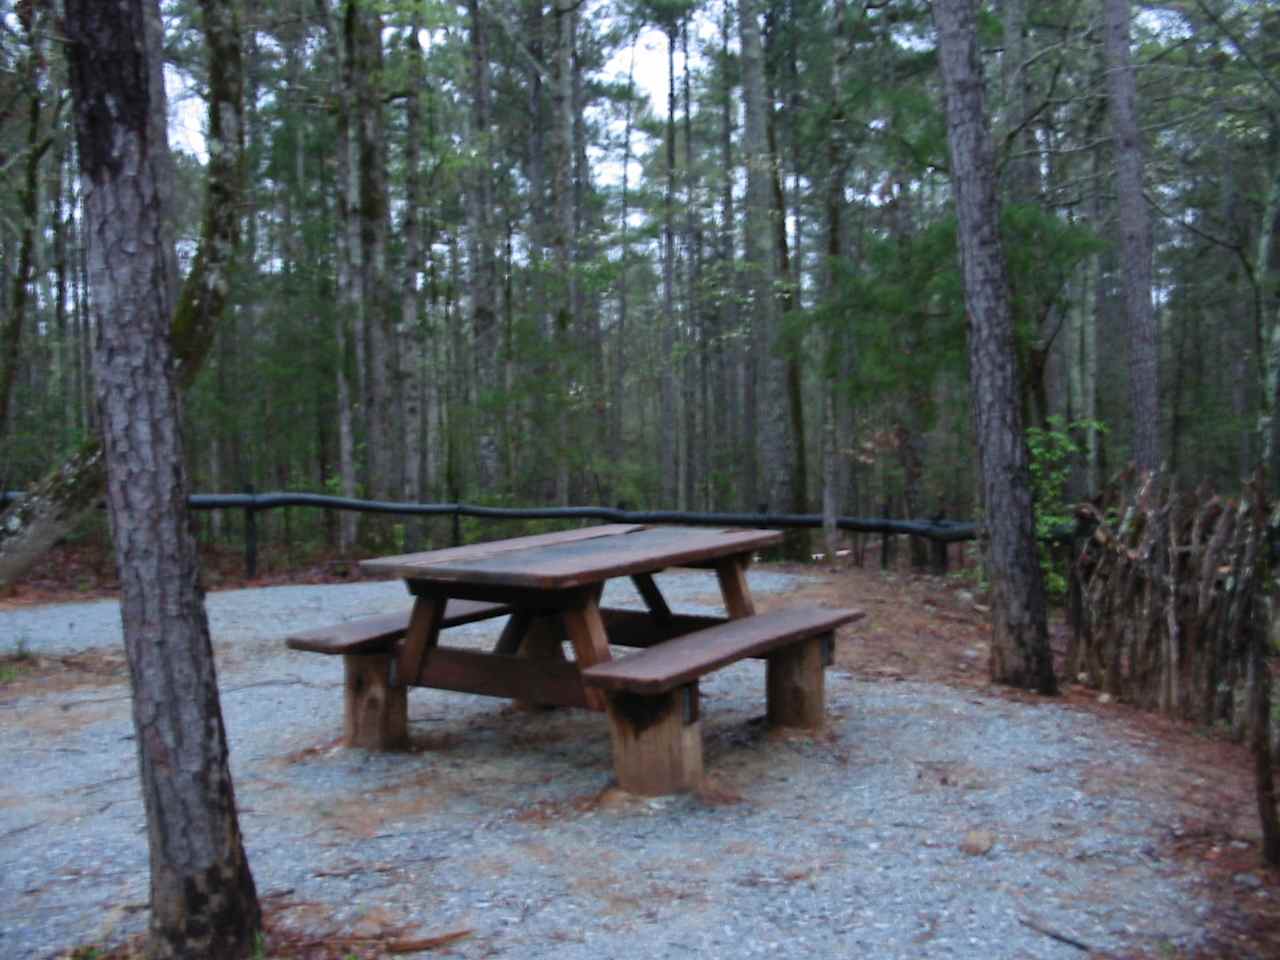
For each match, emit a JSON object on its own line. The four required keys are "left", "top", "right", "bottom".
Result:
{"left": 766, "top": 633, "right": 827, "bottom": 729}
{"left": 605, "top": 684, "right": 702, "bottom": 795}
{"left": 513, "top": 615, "right": 567, "bottom": 711}
{"left": 343, "top": 653, "right": 408, "bottom": 750}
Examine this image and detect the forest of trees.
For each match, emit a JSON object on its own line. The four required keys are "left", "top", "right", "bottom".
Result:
{"left": 2, "top": 0, "right": 1279, "bottom": 553}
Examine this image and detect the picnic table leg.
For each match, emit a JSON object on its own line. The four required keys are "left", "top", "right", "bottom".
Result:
{"left": 561, "top": 589, "right": 612, "bottom": 711}
{"left": 630, "top": 573, "right": 674, "bottom": 626}
{"left": 343, "top": 653, "right": 408, "bottom": 750}
{"left": 512, "top": 614, "right": 567, "bottom": 711}
{"left": 766, "top": 632, "right": 827, "bottom": 729}
{"left": 397, "top": 594, "right": 445, "bottom": 685}
{"left": 604, "top": 684, "right": 703, "bottom": 795}
{"left": 714, "top": 557, "right": 756, "bottom": 619}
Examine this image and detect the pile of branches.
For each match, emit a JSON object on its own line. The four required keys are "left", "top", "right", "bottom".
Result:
{"left": 1068, "top": 468, "right": 1279, "bottom": 863}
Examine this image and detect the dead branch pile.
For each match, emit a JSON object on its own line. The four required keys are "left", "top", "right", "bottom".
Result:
{"left": 1069, "top": 468, "right": 1279, "bottom": 863}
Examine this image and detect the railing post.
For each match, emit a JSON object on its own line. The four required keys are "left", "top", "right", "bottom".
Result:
{"left": 930, "top": 536, "right": 948, "bottom": 575}
{"left": 244, "top": 483, "right": 258, "bottom": 580}
{"left": 451, "top": 504, "right": 462, "bottom": 547}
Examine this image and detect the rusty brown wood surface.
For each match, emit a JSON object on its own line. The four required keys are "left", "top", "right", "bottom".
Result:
{"left": 360, "top": 525, "right": 781, "bottom": 589}
{"left": 286, "top": 599, "right": 512, "bottom": 655}
{"left": 409, "top": 646, "right": 591, "bottom": 709}
{"left": 582, "top": 607, "right": 865, "bottom": 695}
{"left": 359, "top": 524, "right": 643, "bottom": 577}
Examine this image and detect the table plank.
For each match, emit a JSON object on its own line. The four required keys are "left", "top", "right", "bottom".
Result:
{"left": 361, "top": 524, "right": 644, "bottom": 576}
{"left": 368, "top": 526, "right": 781, "bottom": 589}
{"left": 409, "top": 647, "right": 590, "bottom": 709}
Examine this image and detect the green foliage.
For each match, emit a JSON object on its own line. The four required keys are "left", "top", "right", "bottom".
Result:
{"left": 1001, "top": 204, "right": 1102, "bottom": 351}
{"left": 1026, "top": 416, "right": 1106, "bottom": 597}
{"left": 818, "top": 216, "right": 968, "bottom": 426}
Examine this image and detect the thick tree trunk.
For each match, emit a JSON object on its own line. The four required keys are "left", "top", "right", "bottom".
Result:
{"left": 64, "top": 2, "right": 260, "bottom": 956}
{"left": 933, "top": 0, "right": 1056, "bottom": 694}
{"left": 1103, "top": 0, "right": 1161, "bottom": 471}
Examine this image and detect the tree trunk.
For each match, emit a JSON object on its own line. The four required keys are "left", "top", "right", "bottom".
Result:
{"left": 933, "top": 0, "right": 1056, "bottom": 695}
{"left": 1103, "top": 0, "right": 1161, "bottom": 471}
{"left": 681, "top": 18, "right": 700, "bottom": 511}
{"left": 659, "top": 22, "right": 679, "bottom": 508}
{"left": 821, "top": 0, "right": 851, "bottom": 569}
{"left": 610, "top": 33, "right": 638, "bottom": 495}
{"left": 467, "top": 0, "right": 501, "bottom": 493}
{"left": 400, "top": 3, "right": 426, "bottom": 549}
{"left": 739, "top": 0, "right": 774, "bottom": 512}
{"left": 64, "top": 2, "right": 260, "bottom": 956}
{"left": 551, "top": 0, "right": 575, "bottom": 505}
{"left": 323, "top": 0, "right": 360, "bottom": 550}
{"left": 716, "top": 1, "right": 738, "bottom": 507}
{"left": 351, "top": 1, "right": 398, "bottom": 507}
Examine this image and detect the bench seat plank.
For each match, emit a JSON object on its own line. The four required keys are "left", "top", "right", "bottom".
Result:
{"left": 286, "top": 598, "right": 511, "bottom": 655}
{"left": 582, "top": 606, "right": 864, "bottom": 695}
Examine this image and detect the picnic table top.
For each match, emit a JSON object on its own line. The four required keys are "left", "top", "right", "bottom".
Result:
{"left": 359, "top": 524, "right": 782, "bottom": 591}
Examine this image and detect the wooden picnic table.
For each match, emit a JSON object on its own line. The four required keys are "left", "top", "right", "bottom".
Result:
{"left": 290, "top": 524, "right": 863, "bottom": 794}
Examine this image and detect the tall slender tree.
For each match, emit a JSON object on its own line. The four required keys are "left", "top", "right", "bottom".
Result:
{"left": 467, "top": 0, "right": 501, "bottom": 492}
{"left": 1104, "top": 0, "right": 1161, "bottom": 471}
{"left": 933, "top": 0, "right": 1056, "bottom": 694}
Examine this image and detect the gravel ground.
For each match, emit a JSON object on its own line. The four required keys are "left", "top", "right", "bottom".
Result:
{"left": 1, "top": 570, "right": 1210, "bottom": 958}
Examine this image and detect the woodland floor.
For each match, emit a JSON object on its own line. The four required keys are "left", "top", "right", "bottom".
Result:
{"left": 2, "top": 537, "right": 1279, "bottom": 958}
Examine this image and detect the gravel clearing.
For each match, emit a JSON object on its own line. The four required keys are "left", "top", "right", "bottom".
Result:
{"left": 1, "top": 570, "right": 1209, "bottom": 958}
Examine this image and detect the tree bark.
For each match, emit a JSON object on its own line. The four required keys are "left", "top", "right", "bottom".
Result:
{"left": 400, "top": 4, "right": 427, "bottom": 549}
{"left": 467, "top": 0, "right": 501, "bottom": 493}
{"left": 322, "top": 0, "right": 361, "bottom": 550}
{"left": 351, "top": 1, "right": 398, "bottom": 507}
{"left": 739, "top": 0, "right": 774, "bottom": 513}
{"left": 933, "top": 0, "right": 1056, "bottom": 694}
{"left": 1103, "top": 0, "right": 1161, "bottom": 472}
{"left": 551, "top": 0, "right": 575, "bottom": 505}
{"left": 660, "top": 21, "right": 679, "bottom": 507}
{"left": 64, "top": 1, "right": 260, "bottom": 956}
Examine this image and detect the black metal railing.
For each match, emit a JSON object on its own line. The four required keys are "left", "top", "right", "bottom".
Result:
{"left": 2, "top": 488, "right": 987, "bottom": 578}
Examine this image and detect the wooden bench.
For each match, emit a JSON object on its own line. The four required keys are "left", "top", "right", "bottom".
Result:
{"left": 286, "top": 599, "right": 512, "bottom": 749}
{"left": 582, "top": 606, "right": 865, "bottom": 795}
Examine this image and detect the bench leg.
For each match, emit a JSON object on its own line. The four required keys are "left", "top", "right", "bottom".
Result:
{"left": 604, "top": 684, "right": 703, "bottom": 795}
{"left": 766, "top": 634, "right": 827, "bottom": 729}
{"left": 513, "top": 615, "right": 567, "bottom": 711}
{"left": 343, "top": 653, "right": 408, "bottom": 750}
